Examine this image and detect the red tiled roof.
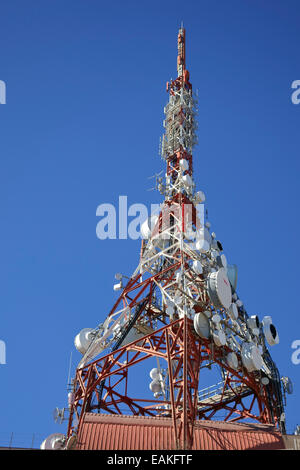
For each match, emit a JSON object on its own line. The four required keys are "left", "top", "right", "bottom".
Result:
{"left": 75, "top": 413, "right": 285, "bottom": 450}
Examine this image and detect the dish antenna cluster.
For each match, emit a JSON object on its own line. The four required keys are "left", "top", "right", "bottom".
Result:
{"left": 49, "top": 27, "right": 289, "bottom": 451}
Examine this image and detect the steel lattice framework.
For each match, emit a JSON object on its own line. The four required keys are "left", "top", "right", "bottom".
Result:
{"left": 66, "top": 27, "right": 285, "bottom": 450}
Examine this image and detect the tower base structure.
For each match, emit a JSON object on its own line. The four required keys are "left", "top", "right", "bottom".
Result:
{"left": 67, "top": 316, "right": 285, "bottom": 450}
{"left": 73, "top": 413, "right": 285, "bottom": 451}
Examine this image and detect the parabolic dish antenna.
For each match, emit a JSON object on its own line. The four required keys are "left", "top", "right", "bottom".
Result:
{"left": 193, "top": 312, "right": 210, "bottom": 339}
{"left": 40, "top": 433, "right": 65, "bottom": 450}
{"left": 241, "top": 342, "right": 263, "bottom": 372}
{"left": 227, "top": 264, "right": 238, "bottom": 291}
{"left": 207, "top": 268, "right": 232, "bottom": 309}
{"left": 212, "top": 329, "right": 226, "bottom": 347}
{"left": 74, "top": 328, "right": 94, "bottom": 355}
{"left": 195, "top": 227, "right": 211, "bottom": 252}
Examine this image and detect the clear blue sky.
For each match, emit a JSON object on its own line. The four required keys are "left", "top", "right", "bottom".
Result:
{"left": 0, "top": 0, "right": 299, "bottom": 446}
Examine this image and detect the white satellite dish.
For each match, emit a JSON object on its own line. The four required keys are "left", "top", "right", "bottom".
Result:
{"left": 227, "top": 351, "right": 239, "bottom": 370}
{"left": 216, "top": 254, "right": 227, "bottom": 269}
{"left": 207, "top": 268, "right": 232, "bottom": 310}
{"left": 228, "top": 303, "right": 238, "bottom": 320}
{"left": 65, "top": 435, "right": 77, "bottom": 450}
{"left": 196, "top": 238, "right": 210, "bottom": 253}
{"left": 262, "top": 317, "right": 279, "bottom": 346}
{"left": 200, "top": 227, "right": 211, "bottom": 242}
{"left": 179, "top": 159, "right": 189, "bottom": 171}
{"left": 192, "top": 260, "right": 203, "bottom": 275}
{"left": 241, "top": 342, "right": 263, "bottom": 372}
{"left": 68, "top": 392, "right": 74, "bottom": 408}
{"left": 149, "top": 379, "right": 162, "bottom": 394}
{"left": 212, "top": 329, "right": 226, "bottom": 347}
{"left": 150, "top": 368, "right": 160, "bottom": 380}
{"left": 74, "top": 328, "right": 94, "bottom": 355}
{"left": 193, "top": 312, "right": 210, "bottom": 339}
{"left": 247, "top": 315, "right": 260, "bottom": 331}
{"left": 226, "top": 264, "right": 238, "bottom": 291}
{"left": 182, "top": 174, "right": 192, "bottom": 187}
{"left": 40, "top": 433, "right": 65, "bottom": 450}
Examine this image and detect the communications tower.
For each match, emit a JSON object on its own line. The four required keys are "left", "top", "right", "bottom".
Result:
{"left": 61, "top": 27, "right": 287, "bottom": 450}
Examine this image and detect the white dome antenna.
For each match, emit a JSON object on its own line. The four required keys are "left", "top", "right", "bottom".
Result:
{"left": 40, "top": 433, "right": 65, "bottom": 450}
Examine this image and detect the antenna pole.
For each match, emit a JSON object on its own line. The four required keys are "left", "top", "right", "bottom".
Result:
{"left": 177, "top": 26, "right": 186, "bottom": 78}
{"left": 67, "top": 351, "right": 73, "bottom": 388}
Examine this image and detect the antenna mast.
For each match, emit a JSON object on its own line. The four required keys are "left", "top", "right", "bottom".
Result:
{"left": 63, "top": 27, "right": 286, "bottom": 450}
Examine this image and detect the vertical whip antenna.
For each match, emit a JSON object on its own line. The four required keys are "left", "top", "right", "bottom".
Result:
{"left": 177, "top": 26, "right": 186, "bottom": 78}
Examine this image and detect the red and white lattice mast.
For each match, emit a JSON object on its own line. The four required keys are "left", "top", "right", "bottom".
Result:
{"left": 63, "top": 27, "right": 285, "bottom": 450}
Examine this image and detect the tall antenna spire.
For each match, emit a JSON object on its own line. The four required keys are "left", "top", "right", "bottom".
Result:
{"left": 177, "top": 25, "right": 186, "bottom": 78}
{"left": 161, "top": 27, "right": 197, "bottom": 202}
